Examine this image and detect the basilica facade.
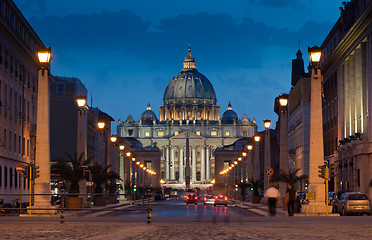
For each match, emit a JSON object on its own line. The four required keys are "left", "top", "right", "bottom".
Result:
{"left": 117, "top": 48, "right": 257, "bottom": 187}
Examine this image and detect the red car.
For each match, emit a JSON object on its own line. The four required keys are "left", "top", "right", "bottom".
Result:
{"left": 186, "top": 194, "right": 198, "bottom": 205}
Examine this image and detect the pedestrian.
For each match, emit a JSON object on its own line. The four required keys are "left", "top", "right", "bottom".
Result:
{"left": 286, "top": 184, "right": 297, "bottom": 216}
{"left": 264, "top": 183, "right": 280, "bottom": 216}
{"left": 295, "top": 195, "right": 302, "bottom": 213}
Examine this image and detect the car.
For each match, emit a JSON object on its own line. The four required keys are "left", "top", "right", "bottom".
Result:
{"left": 335, "top": 192, "right": 371, "bottom": 216}
{"left": 186, "top": 194, "right": 198, "bottom": 205}
{"left": 214, "top": 195, "right": 228, "bottom": 206}
{"left": 203, "top": 195, "right": 215, "bottom": 205}
{"left": 154, "top": 190, "right": 165, "bottom": 200}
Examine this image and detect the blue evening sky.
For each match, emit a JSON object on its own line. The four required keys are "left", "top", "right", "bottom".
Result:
{"left": 14, "top": 0, "right": 342, "bottom": 132}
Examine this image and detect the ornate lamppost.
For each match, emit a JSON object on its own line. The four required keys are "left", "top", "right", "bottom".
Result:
{"left": 278, "top": 95, "right": 289, "bottom": 201}
{"left": 304, "top": 46, "right": 328, "bottom": 214}
{"left": 32, "top": 47, "right": 55, "bottom": 214}
{"left": 263, "top": 119, "right": 271, "bottom": 191}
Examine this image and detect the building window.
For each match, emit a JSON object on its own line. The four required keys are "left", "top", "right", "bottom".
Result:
{"left": 211, "top": 131, "right": 217, "bottom": 136}
{"left": 196, "top": 131, "right": 200, "bottom": 135}
{"left": 56, "top": 83, "right": 65, "bottom": 95}
{"left": 225, "top": 131, "right": 230, "bottom": 136}
{"left": 145, "top": 131, "right": 150, "bottom": 137}
{"left": 14, "top": 169, "right": 17, "bottom": 188}
{"left": 158, "top": 131, "right": 164, "bottom": 137}
{"left": 128, "top": 129, "right": 133, "bottom": 136}
{"left": 174, "top": 131, "right": 178, "bottom": 136}
{"left": 9, "top": 168, "right": 12, "bottom": 188}
{"left": 4, "top": 167, "right": 7, "bottom": 188}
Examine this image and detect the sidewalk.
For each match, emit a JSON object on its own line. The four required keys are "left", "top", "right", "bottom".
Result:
{"left": 237, "top": 200, "right": 288, "bottom": 216}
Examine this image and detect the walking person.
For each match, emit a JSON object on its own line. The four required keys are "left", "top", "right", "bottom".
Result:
{"left": 264, "top": 183, "right": 281, "bottom": 216}
{"left": 286, "top": 184, "right": 297, "bottom": 216}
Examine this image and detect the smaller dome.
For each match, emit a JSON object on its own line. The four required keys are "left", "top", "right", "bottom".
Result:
{"left": 221, "top": 103, "right": 238, "bottom": 124}
{"left": 140, "top": 103, "right": 158, "bottom": 125}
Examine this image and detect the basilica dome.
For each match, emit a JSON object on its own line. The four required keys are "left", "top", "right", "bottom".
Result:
{"left": 163, "top": 48, "right": 217, "bottom": 105}
{"left": 221, "top": 103, "right": 238, "bottom": 124}
{"left": 140, "top": 103, "right": 158, "bottom": 125}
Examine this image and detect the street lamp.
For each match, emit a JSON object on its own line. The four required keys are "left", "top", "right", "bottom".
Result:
{"left": 119, "top": 145, "right": 125, "bottom": 151}
{"left": 97, "top": 121, "right": 105, "bottom": 131}
{"left": 110, "top": 135, "right": 117, "bottom": 143}
{"left": 76, "top": 96, "right": 87, "bottom": 111}
{"left": 252, "top": 136, "right": 260, "bottom": 180}
{"left": 32, "top": 47, "right": 54, "bottom": 214}
{"left": 263, "top": 119, "right": 271, "bottom": 191}
{"left": 118, "top": 144, "right": 126, "bottom": 202}
{"left": 278, "top": 93, "right": 289, "bottom": 202}
{"left": 305, "top": 45, "right": 327, "bottom": 214}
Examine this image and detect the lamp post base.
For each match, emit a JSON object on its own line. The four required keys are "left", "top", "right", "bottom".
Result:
{"left": 26, "top": 206, "right": 57, "bottom": 216}
{"left": 302, "top": 202, "right": 334, "bottom": 216}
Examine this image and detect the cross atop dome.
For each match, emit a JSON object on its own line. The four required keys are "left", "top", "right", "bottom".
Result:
{"left": 183, "top": 46, "right": 196, "bottom": 70}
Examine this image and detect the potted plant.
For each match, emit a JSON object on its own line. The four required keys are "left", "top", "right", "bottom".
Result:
{"left": 249, "top": 178, "right": 263, "bottom": 204}
{"left": 51, "top": 152, "right": 90, "bottom": 208}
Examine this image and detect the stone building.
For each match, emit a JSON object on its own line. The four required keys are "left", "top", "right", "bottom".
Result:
{"left": 320, "top": 0, "right": 372, "bottom": 196}
{"left": 117, "top": 48, "right": 257, "bottom": 188}
{"left": 0, "top": 0, "right": 45, "bottom": 202}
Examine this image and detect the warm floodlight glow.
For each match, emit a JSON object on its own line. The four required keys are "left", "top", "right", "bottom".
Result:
{"left": 264, "top": 119, "right": 271, "bottom": 130}
{"left": 136, "top": 162, "right": 140, "bottom": 165}
{"left": 211, "top": 179, "right": 216, "bottom": 184}
{"left": 98, "top": 122, "right": 105, "bottom": 129}
{"left": 160, "top": 179, "right": 165, "bottom": 184}
{"left": 247, "top": 145, "right": 253, "bottom": 151}
{"left": 132, "top": 157, "right": 136, "bottom": 162}
{"left": 140, "top": 164, "right": 144, "bottom": 168}
{"left": 238, "top": 157, "right": 242, "bottom": 161}
{"left": 242, "top": 152, "right": 247, "bottom": 157}
{"left": 254, "top": 136, "right": 261, "bottom": 142}
{"left": 126, "top": 152, "right": 131, "bottom": 157}
{"left": 234, "top": 161, "right": 238, "bottom": 165}
{"left": 229, "top": 166, "right": 232, "bottom": 170}
{"left": 119, "top": 145, "right": 125, "bottom": 151}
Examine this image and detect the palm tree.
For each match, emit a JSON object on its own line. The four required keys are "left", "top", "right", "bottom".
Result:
{"left": 272, "top": 168, "right": 308, "bottom": 188}
{"left": 89, "top": 163, "right": 121, "bottom": 195}
{"left": 51, "top": 152, "right": 90, "bottom": 196}
{"left": 248, "top": 178, "right": 263, "bottom": 197}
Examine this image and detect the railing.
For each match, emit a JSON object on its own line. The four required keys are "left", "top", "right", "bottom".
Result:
{"left": 0, "top": 192, "right": 153, "bottom": 224}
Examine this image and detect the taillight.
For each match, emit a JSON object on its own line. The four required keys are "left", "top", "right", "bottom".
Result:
{"left": 195, "top": 197, "right": 198, "bottom": 200}
{"left": 225, "top": 196, "right": 228, "bottom": 200}
{"left": 187, "top": 197, "right": 189, "bottom": 200}
{"left": 204, "top": 197, "right": 206, "bottom": 201}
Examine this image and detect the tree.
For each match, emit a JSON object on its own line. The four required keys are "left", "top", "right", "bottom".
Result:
{"left": 248, "top": 178, "right": 263, "bottom": 197}
{"left": 51, "top": 152, "right": 90, "bottom": 196}
{"left": 89, "top": 163, "right": 121, "bottom": 195}
{"left": 272, "top": 168, "right": 308, "bottom": 188}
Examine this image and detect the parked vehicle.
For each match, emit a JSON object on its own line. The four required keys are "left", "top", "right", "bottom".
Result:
{"left": 186, "top": 194, "right": 198, "bottom": 205}
{"left": 203, "top": 195, "right": 215, "bottom": 205}
{"left": 214, "top": 194, "right": 228, "bottom": 206}
{"left": 155, "top": 190, "right": 165, "bottom": 200}
{"left": 335, "top": 192, "right": 371, "bottom": 216}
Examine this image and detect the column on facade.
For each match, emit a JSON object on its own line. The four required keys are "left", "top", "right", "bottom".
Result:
{"left": 201, "top": 145, "right": 205, "bottom": 181}
{"left": 179, "top": 147, "right": 184, "bottom": 183}
{"left": 206, "top": 146, "right": 210, "bottom": 180}
{"left": 192, "top": 146, "right": 196, "bottom": 182}
{"left": 355, "top": 46, "right": 362, "bottom": 133}
{"left": 165, "top": 146, "right": 170, "bottom": 180}
{"left": 344, "top": 58, "right": 350, "bottom": 137}
{"left": 211, "top": 106, "right": 215, "bottom": 120}
{"left": 349, "top": 53, "right": 356, "bottom": 135}
{"left": 170, "top": 146, "right": 175, "bottom": 180}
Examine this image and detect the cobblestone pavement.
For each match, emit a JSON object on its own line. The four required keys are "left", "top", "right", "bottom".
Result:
{"left": 1, "top": 220, "right": 372, "bottom": 240}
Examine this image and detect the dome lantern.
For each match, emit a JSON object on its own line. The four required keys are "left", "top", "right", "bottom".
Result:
{"left": 183, "top": 47, "right": 196, "bottom": 71}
